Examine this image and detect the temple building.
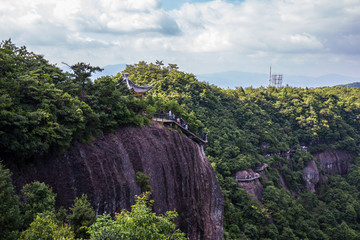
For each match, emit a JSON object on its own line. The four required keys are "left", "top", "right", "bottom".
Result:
{"left": 121, "top": 73, "right": 153, "bottom": 97}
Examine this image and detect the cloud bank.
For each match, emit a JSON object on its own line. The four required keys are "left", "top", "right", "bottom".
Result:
{"left": 1, "top": 0, "right": 360, "bottom": 77}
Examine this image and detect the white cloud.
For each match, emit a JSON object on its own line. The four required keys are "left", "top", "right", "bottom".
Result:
{"left": 1, "top": 0, "right": 360, "bottom": 77}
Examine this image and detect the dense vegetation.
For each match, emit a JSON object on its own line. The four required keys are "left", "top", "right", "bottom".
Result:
{"left": 0, "top": 41, "right": 186, "bottom": 239}
{"left": 0, "top": 40, "right": 147, "bottom": 160}
{"left": 123, "top": 61, "right": 360, "bottom": 239}
{"left": 2, "top": 41, "right": 360, "bottom": 239}
{"left": 0, "top": 163, "right": 186, "bottom": 239}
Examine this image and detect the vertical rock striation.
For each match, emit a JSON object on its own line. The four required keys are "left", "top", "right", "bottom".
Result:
{"left": 315, "top": 149, "right": 354, "bottom": 175}
{"left": 7, "top": 123, "right": 224, "bottom": 240}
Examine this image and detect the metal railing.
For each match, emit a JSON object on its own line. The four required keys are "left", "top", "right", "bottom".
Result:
{"left": 152, "top": 113, "right": 208, "bottom": 144}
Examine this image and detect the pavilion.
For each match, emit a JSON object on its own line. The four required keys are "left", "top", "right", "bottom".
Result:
{"left": 121, "top": 73, "right": 153, "bottom": 97}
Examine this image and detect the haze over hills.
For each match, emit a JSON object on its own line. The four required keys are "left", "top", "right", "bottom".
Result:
{"left": 197, "top": 72, "right": 360, "bottom": 88}
{"left": 92, "top": 64, "right": 360, "bottom": 88}
{"left": 338, "top": 82, "right": 360, "bottom": 88}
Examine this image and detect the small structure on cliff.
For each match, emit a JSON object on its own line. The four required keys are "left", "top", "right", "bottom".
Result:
{"left": 121, "top": 73, "right": 153, "bottom": 97}
{"left": 236, "top": 172, "right": 260, "bottom": 182}
{"left": 254, "top": 163, "right": 268, "bottom": 172}
{"left": 152, "top": 113, "right": 208, "bottom": 145}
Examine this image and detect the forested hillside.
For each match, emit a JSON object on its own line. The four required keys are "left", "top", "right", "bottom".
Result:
{"left": 124, "top": 61, "right": 360, "bottom": 239}
{"left": 0, "top": 40, "right": 149, "bottom": 161}
{"left": 2, "top": 40, "right": 360, "bottom": 239}
{"left": 0, "top": 41, "right": 190, "bottom": 239}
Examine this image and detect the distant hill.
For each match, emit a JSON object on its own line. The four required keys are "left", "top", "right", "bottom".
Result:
{"left": 338, "top": 82, "right": 360, "bottom": 88}
{"left": 90, "top": 64, "right": 360, "bottom": 88}
{"left": 197, "top": 71, "right": 360, "bottom": 88}
{"left": 197, "top": 71, "right": 267, "bottom": 88}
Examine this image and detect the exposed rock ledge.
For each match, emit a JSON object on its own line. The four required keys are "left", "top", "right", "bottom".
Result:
{"left": 6, "top": 123, "right": 224, "bottom": 240}
{"left": 315, "top": 149, "right": 354, "bottom": 175}
{"left": 302, "top": 160, "right": 320, "bottom": 192}
{"left": 235, "top": 169, "right": 264, "bottom": 203}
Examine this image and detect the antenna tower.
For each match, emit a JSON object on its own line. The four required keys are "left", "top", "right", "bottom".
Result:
{"left": 268, "top": 66, "right": 283, "bottom": 88}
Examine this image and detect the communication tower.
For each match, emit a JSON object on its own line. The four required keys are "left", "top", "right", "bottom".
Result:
{"left": 268, "top": 66, "right": 283, "bottom": 88}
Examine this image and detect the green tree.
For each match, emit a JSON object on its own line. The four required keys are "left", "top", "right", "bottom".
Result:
{"left": 19, "top": 214, "right": 74, "bottom": 240}
{"left": 0, "top": 163, "right": 22, "bottom": 240}
{"left": 66, "top": 194, "right": 95, "bottom": 239}
{"left": 62, "top": 62, "right": 103, "bottom": 98}
{"left": 136, "top": 171, "right": 152, "bottom": 193}
{"left": 334, "top": 221, "right": 360, "bottom": 240}
{"left": 21, "top": 181, "right": 56, "bottom": 227}
{"left": 88, "top": 192, "right": 187, "bottom": 240}
{"left": 0, "top": 40, "right": 98, "bottom": 159}
{"left": 1, "top": 40, "right": 147, "bottom": 160}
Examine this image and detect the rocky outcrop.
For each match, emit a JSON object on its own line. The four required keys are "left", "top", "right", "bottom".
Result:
{"left": 302, "top": 160, "right": 320, "bottom": 192}
{"left": 6, "top": 123, "right": 223, "bottom": 240}
{"left": 235, "top": 149, "right": 354, "bottom": 199}
{"left": 302, "top": 149, "right": 353, "bottom": 192}
{"left": 235, "top": 169, "right": 264, "bottom": 203}
{"left": 315, "top": 149, "right": 354, "bottom": 175}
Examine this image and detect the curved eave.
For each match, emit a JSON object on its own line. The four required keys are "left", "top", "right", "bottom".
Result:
{"left": 125, "top": 78, "right": 153, "bottom": 94}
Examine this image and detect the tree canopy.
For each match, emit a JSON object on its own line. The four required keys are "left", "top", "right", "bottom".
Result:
{"left": 88, "top": 192, "right": 187, "bottom": 240}
{"left": 122, "top": 61, "right": 360, "bottom": 239}
{"left": 2, "top": 41, "right": 360, "bottom": 239}
{"left": 0, "top": 40, "right": 147, "bottom": 160}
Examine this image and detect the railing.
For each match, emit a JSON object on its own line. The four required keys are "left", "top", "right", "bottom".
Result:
{"left": 263, "top": 146, "right": 308, "bottom": 158}
{"left": 152, "top": 113, "right": 208, "bottom": 145}
{"left": 154, "top": 113, "right": 172, "bottom": 120}
{"left": 236, "top": 173, "right": 260, "bottom": 182}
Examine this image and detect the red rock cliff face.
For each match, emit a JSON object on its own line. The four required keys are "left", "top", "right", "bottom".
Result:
{"left": 315, "top": 149, "right": 354, "bottom": 175}
{"left": 7, "top": 123, "right": 224, "bottom": 240}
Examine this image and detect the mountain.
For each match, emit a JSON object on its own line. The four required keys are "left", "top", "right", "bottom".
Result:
{"left": 4, "top": 40, "right": 360, "bottom": 239}
{"left": 197, "top": 71, "right": 268, "bottom": 88}
{"left": 6, "top": 124, "right": 224, "bottom": 240}
{"left": 197, "top": 71, "right": 360, "bottom": 88}
{"left": 91, "top": 65, "right": 360, "bottom": 88}
{"left": 338, "top": 82, "right": 360, "bottom": 88}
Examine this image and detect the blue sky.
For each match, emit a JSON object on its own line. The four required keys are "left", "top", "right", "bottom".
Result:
{"left": 1, "top": 0, "right": 360, "bottom": 81}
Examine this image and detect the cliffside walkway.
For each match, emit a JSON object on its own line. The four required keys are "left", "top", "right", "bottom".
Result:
{"left": 236, "top": 173, "right": 260, "bottom": 182}
{"left": 254, "top": 163, "right": 268, "bottom": 172}
{"left": 152, "top": 114, "right": 208, "bottom": 145}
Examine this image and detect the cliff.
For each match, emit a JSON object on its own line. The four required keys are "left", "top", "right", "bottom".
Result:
{"left": 315, "top": 149, "right": 354, "bottom": 175}
{"left": 6, "top": 123, "right": 224, "bottom": 240}
{"left": 235, "top": 169, "right": 263, "bottom": 203}
{"left": 302, "top": 160, "right": 320, "bottom": 192}
{"left": 235, "top": 149, "right": 355, "bottom": 198}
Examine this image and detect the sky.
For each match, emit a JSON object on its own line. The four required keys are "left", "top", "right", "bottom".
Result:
{"left": 1, "top": 0, "right": 360, "bottom": 79}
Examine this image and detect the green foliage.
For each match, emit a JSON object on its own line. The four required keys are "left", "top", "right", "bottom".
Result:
{"left": 21, "top": 181, "right": 56, "bottom": 227}
{"left": 0, "top": 40, "right": 148, "bottom": 159}
{"left": 62, "top": 62, "right": 103, "bottom": 97}
{"left": 334, "top": 221, "right": 360, "bottom": 240}
{"left": 66, "top": 194, "right": 95, "bottom": 239}
{"left": 3, "top": 45, "right": 360, "bottom": 239}
{"left": 123, "top": 61, "right": 360, "bottom": 239}
{"left": 87, "top": 75, "right": 147, "bottom": 131}
{"left": 136, "top": 171, "right": 153, "bottom": 193}
{"left": 19, "top": 213, "right": 75, "bottom": 240}
{"left": 88, "top": 192, "right": 187, "bottom": 240}
{"left": 0, "top": 162, "right": 22, "bottom": 240}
